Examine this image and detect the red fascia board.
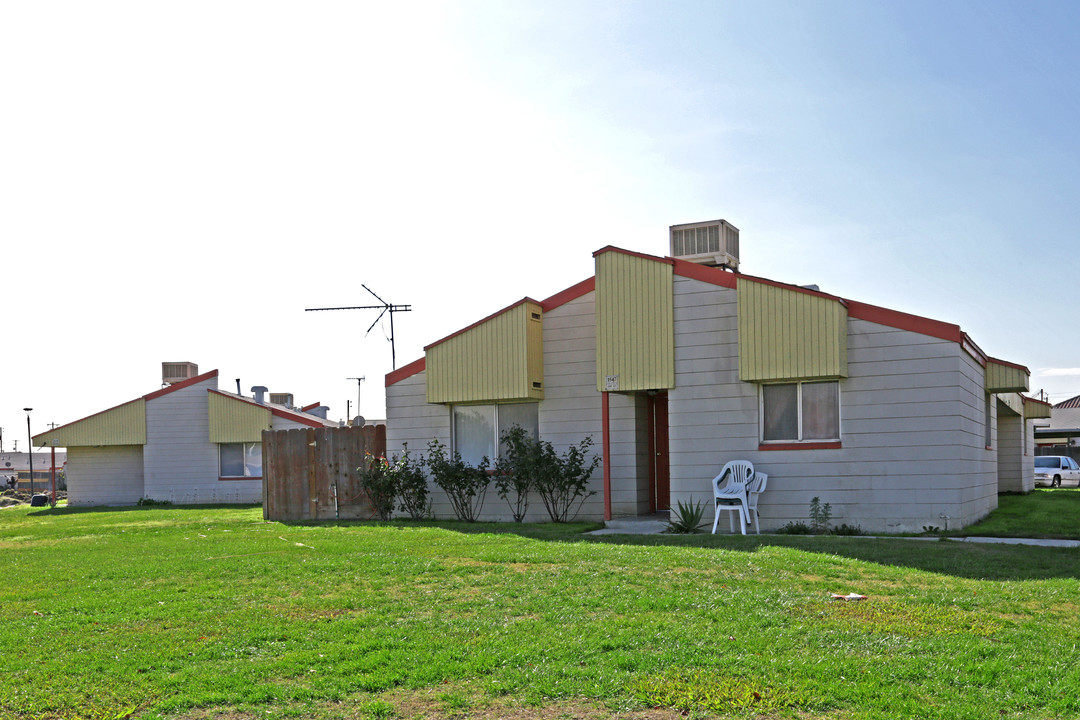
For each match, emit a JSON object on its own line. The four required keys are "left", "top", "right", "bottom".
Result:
{"left": 541, "top": 276, "right": 595, "bottom": 312}
{"left": 672, "top": 259, "right": 737, "bottom": 288}
{"left": 987, "top": 356, "right": 1031, "bottom": 375}
{"left": 592, "top": 245, "right": 673, "bottom": 264}
{"left": 31, "top": 397, "right": 145, "bottom": 444}
{"left": 269, "top": 406, "right": 327, "bottom": 427}
{"left": 386, "top": 357, "right": 426, "bottom": 387}
{"left": 424, "top": 297, "right": 541, "bottom": 352}
{"left": 301, "top": 402, "right": 320, "bottom": 412}
{"left": 144, "top": 369, "right": 220, "bottom": 401}
{"left": 845, "top": 301, "right": 963, "bottom": 344}
{"left": 1022, "top": 395, "right": 1052, "bottom": 408}
{"left": 208, "top": 389, "right": 329, "bottom": 428}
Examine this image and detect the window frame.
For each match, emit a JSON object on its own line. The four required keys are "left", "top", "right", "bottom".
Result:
{"left": 759, "top": 380, "right": 841, "bottom": 449}
{"left": 218, "top": 441, "right": 263, "bottom": 480}
{"left": 450, "top": 402, "right": 539, "bottom": 465}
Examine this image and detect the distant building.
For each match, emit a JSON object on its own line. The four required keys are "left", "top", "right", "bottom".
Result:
{"left": 0, "top": 452, "right": 66, "bottom": 491}
{"left": 32, "top": 362, "right": 335, "bottom": 506}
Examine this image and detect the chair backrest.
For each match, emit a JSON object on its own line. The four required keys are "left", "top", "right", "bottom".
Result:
{"left": 749, "top": 472, "right": 768, "bottom": 495}
{"left": 712, "top": 460, "right": 754, "bottom": 496}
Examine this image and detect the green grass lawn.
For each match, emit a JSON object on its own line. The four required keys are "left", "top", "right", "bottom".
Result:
{"left": 2, "top": 494, "right": 1080, "bottom": 720}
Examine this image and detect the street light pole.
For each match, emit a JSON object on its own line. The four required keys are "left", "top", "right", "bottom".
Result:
{"left": 24, "top": 408, "right": 33, "bottom": 496}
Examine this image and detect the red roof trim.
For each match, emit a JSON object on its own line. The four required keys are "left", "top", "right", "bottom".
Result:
{"left": 1023, "top": 395, "right": 1052, "bottom": 408}
{"left": 301, "top": 402, "right": 320, "bottom": 412}
{"left": 541, "top": 276, "right": 595, "bottom": 312}
{"left": 386, "top": 357, "right": 426, "bottom": 387}
{"left": 269, "top": 406, "right": 326, "bottom": 427}
{"left": 32, "top": 397, "right": 146, "bottom": 444}
{"left": 144, "top": 369, "right": 220, "bottom": 401}
{"left": 592, "top": 245, "right": 674, "bottom": 264}
{"left": 208, "top": 389, "right": 330, "bottom": 428}
{"left": 987, "top": 356, "right": 1031, "bottom": 375}
{"left": 672, "top": 259, "right": 738, "bottom": 288}
{"left": 846, "top": 301, "right": 963, "bottom": 344}
{"left": 424, "top": 297, "right": 541, "bottom": 351}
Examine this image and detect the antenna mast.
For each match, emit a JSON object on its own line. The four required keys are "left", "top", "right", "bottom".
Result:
{"left": 306, "top": 285, "right": 412, "bottom": 368}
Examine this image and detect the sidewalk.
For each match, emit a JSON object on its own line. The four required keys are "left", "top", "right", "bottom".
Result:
{"left": 590, "top": 514, "right": 1080, "bottom": 547}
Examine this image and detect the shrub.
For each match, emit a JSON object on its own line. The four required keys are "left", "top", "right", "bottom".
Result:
{"left": 426, "top": 439, "right": 490, "bottom": 522}
{"left": 494, "top": 425, "right": 540, "bottom": 522}
{"left": 393, "top": 444, "right": 430, "bottom": 520}
{"left": 809, "top": 496, "right": 832, "bottom": 534}
{"left": 358, "top": 452, "right": 396, "bottom": 521}
{"left": 664, "top": 497, "right": 708, "bottom": 534}
{"left": 531, "top": 436, "right": 600, "bottom": 523}
{"left": 137, "top": 497, "right": 172, "bottom": 507}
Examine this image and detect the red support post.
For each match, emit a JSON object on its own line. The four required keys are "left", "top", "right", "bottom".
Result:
{"left": 602, "top": 391, "right": 611, "bottom": 521}
{"left": 50, "top": 447, "right": 56, "bottom": 505}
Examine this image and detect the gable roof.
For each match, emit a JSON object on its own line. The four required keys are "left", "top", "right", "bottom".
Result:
{"left": 1054, "top": 395, "right": 1080, "bottom": 409}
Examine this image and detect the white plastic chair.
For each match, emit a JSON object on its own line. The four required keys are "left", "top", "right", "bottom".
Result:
{"left": 711, "top": 460, "right": 754, "bottom": 535}
{"left": 746, "top": 472, "right": 768, "bottom": 534}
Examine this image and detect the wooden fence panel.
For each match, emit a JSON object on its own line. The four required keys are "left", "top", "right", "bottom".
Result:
{"left": 262, "top": 425, "right": 386, "bottom": 521}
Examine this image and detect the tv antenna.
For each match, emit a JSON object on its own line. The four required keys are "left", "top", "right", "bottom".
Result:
{"left": 306, "top": 285, "right": 412, "bottom": 368}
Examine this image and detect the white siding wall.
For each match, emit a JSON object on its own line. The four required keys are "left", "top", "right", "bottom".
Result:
{"left": 143, "top": 377, "right": 241, "bottom": 504}
{"left": 667, "top": 276, "right": 999, "bottom": 534}
{"left": 537, "top": 292, "right": 605, "bottom": 520}
{"left": 66, "top": 445, "right": 144, "bottom": 506}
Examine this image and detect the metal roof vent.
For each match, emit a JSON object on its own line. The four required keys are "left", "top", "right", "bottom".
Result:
{"left": 251, "top": 386, "right": 269, "bottom": 404}
{"left": 669, "top": 219, "right": 739, "bottom": 269}
{"left": 162, "top": 362, "right": 199, "bottom": 385}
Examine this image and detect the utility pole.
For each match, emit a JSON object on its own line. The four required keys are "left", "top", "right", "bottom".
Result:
{"left": 306, "top": 285, "right": 411, "bottom": 369}
{"left": 24, "top": 408, "right": 33, "bottom": 495}
{"left": 347, "top": 377, "right": 365, "bottom": 422}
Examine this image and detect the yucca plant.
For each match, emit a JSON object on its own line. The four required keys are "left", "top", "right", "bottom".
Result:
{"left": 665, "top": 497, "right": 708, "bottom": 534}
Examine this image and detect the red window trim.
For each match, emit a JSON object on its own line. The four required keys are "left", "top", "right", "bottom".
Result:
{"left": 759, "top": 441, "right": 842, "bottom": 451}
{"left": 218, "top": 475, "right": 262, "bottom": 482}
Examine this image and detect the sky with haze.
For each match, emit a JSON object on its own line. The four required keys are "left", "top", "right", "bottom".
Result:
{"left": 3, "top": 0, "right": 1080, "bottom": 447}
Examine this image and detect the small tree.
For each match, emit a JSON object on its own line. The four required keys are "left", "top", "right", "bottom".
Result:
{"left": 426, "top": 438, "right": 490, "bottom": 522}
{"left": 532, "top": 436, "right": 600, "bottom": 523}
{"left": 393, "top": 443, "right": 430, "bottom": 520}
{"left": 494, "top": 425, "right": 539, "bottom": 522}
{"left": 358, "top": 452, "right": 396, "bottom": 521}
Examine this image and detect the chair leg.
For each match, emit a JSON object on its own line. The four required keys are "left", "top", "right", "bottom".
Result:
{"left": 711, "top": 501, "right": 720, "bottom": 534}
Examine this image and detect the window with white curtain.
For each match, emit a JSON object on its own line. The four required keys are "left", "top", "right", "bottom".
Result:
{"left": 452, "top": 403, "right": 539, "bottom": 465}
{"left": 219, "top": 442, "right": 263, "bottom": 478}
{"left": 761, "top": 381, "right": 840, "bottom": 443}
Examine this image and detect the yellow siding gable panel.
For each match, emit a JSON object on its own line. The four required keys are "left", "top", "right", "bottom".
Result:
{"left": 738, "top": 279, "right": 848, "bottom": 382}
{"left": 426, "top": 300, "right": 544, "bottom": 404}
{"left": 985, "top": 359, "right": 1029, "bottom": 393}
{"left": 594, "top": 250, "right": 675, "bottom": 392}
{"left": 1024, "top": 398, "right": 1051, "bottom": 420}
{"left": 35, "top": 398, "right": 147, "bottom": 447}
{"left": 208, "top": 392, "right": 272, "bottom": 443}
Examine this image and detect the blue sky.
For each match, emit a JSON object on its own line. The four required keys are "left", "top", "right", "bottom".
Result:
{"left": 3, "top": 1, "right": 1079, "bottom": 444}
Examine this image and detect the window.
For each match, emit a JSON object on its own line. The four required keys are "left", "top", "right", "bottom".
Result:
{"left": 452, "top": 403, "right": 539, "bottom": 466}
{"left": 761, "top": 381, "right": 839, "bottom": 443}
{"left": 984, "top": 394, "right": 992, "bottom": 448}
{"left": 220, "top": 442, "right": 262, "bottom": 478}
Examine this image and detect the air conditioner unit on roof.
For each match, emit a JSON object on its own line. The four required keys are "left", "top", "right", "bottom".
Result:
{"left": 162, "top": 362, "right": 198, "bottom": 385}
{"left": 270, "top": 393, "right": 294, "bottom": 408}
{"left": 669, "top": 219, "right": 739, "bottom": 269}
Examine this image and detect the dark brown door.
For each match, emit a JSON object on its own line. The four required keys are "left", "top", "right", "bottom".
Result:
{"left": 649, "top": 393, "right": 670, "bottom": 511}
